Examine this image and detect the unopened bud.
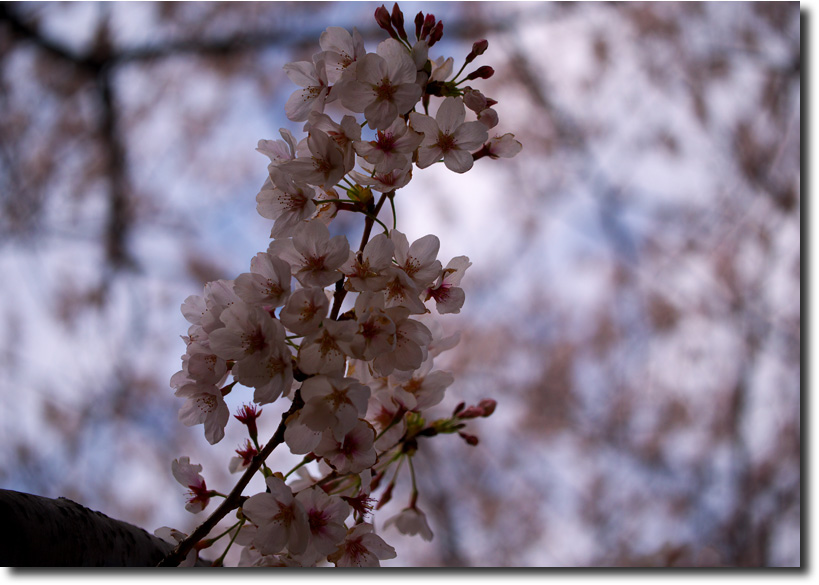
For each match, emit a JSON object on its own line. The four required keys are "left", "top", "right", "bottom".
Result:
{"left": 415, "top": 11, "right": 425, "bottom": 39}
{"left": 428, "top": 21, "right": 444, "bottom": 46}
{"left": 466, "top": 66, "right": 494, "bottom": 80}
{"left": 465, "top": 39, "right": 489, "bottom": 64}
{"left": 478, "top": 399, "right": 497, "bottom": 417}
{"left": 459, "top": 432, "right": 479, "bottom": 446}
{"left": 453, "top": 401, "right": 466, "bottom": 416}
{"left": 391, "top": 3, "right": 408, "bottom": 40}
{"left": 463, "top": 88, "right": 488, "bottom": 113}
{"left": 421, "top": 14, "right": 436, "bottom": 40}
{"left": 375, "top": 5, "right": 399, "bottom": 39}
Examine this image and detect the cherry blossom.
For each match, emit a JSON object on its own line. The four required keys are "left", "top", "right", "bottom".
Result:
{"left": 384, "top": 506, "right": 434, "bottom": 541}
{"left": 425, "top": 255, "right": 471, "bottom": 314}
{"left": 281, "top": 129, "right": 348, "bottom": 188}
{"left": 208, "top": 302, "right": 280, "bottom": 367}
{"left": 295, "top": 488, "right": 351, "bottom": 563}
{"left": 339, "top": 38, "right": 422, "bottom": 130}
{"left": 256, "top": 167, "right": 318, "bottom": 239}
{"left": 389, "top": 356, "right": 453, "bottom": 411}
{"left": 171, "top": 457, "right": 211, "bottom": 513}
{"left": 353, "top": 117, "right": 422, "bottom": 173}
{"left": 328, "top": 523, "right": 397, "bottom": 567}
{"left": 233, "top": 251, "right": 292, "bottom": 308}
{"left": 341, "top": 233, "right": 395, "bottom": 293}
{"left": 284, "top": 53, "right": 335, "bottom": 122}
{"left": 485, "top": 133, "right": 524, "bottom": 159}
{"left": 297, "top": 318, "right": 356, "bottom": 376}
{"left": 174, "top": 381, "right": 230, "bottom": 444}
{"left": 315, "top": 419, "right": 377, "bottom": 475}
{"left": 269, "top": 221, "right": 349, "bottom": 288}
{"left": 242, "top": 476, "right": 310, "bottom": 556}
{"left": 319, "top": 26, "right": 366, "bottom": 84}
{"left": 409, "top": 96, "right": 489, "bottom": 173}
{"left": 391, "top": 230, "right": 442, "bottom": 289}
{"left": 299, "top": 375, "right": 370, "bottom": 440}
{"left": 279, "top": 286, "right": 330, "bottom": 336}
{"left": 168, "top": 3, "right": 517, "bottom": 565}
{"left": 256, "top": 128, "right": 298, "bottom": 166}
{"left": 231, "top": 318, "right": 294, "bottom": 404}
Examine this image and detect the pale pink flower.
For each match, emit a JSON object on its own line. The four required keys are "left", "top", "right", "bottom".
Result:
{"left": 366, "top": 388, "right": 406, "bottom": 451}
{"left": 295, "top": 488, "right": 351, "bottom": 562}
{"left": 256, "top": 167, "right": 317, "bottom": 239}
{"left": 305, "top": 112, "right": 361, "bottom": 171}
{"left": 200, "top": 279, "right": 241, "bottom": 334}
{"left": 299, "top": 375, "right": 370, "bottom": 441}
{"left": 208, "top": 302, "right": 280, "bottom": 365}
{"left": 171, "top": 457, "right": 211, "bottom": 513}
{"left": 279, "top": 286, "right": 329, "bottom": 336}
{"left": 315, "top": 419, "right": 377, "bottom": 475}
{"left": 181, "top": 294, "right": 207, "bottom": 326}
{"left": 384, "top": 506, "right": 434, "bottom": 541}
{"left": 339, "top": 39, "right": 422, "bottom": 130}
{"left": 372, "top": 309, "right": 433, "bottom": 376}
{"left": 349, "top": 160, "right": 413, "bottom": 193}
{"left": 284, "top": 53, "right": 335, "bottom": 122}
{"left": 430, "top": 55, "right": 454, "bottom": 82}
{"left": 319, "top": 26, "right": 366, "bottom": 84}
{"left": 425, "top": 255, "right": 471, "bottom": 314}
{"left": 353, "top": 118, "right": 422, "bottom": 173}
{"left": 234, "top": 251, "right": 292, "bottom": 308}
{"left": 477, "top": 107, "right": 499, "bottom": 129}
{"left": 283, "top": 409, "right": 323, "bottom": 455}
{"left": 184, "top": 348, "right": 228, "bottom": 386}
{"left": 409, "top": 96, "right": 488, "bottom": 173}
{"left": 231, "top": 318, "right": 294, "bottom": 404}
{"left": 391, "top": 230, "right": 442, "bottom": 289}
{"left": 329, "top": 523, "right": 397, "bottom": 567}
{"left": 486, "top": 133, "right": 523, "bottom": 159}
{"left": 382, "top": 266, "right": 426, "bottom": 315}
{"left": 389, "top": 357, "right": 453, "bottom": 411}
{"left": 269, "top": 221, "right": 349, "bottom": 288}
{"left": 349, "top": 291, "right": 397, "bottom": 360}
{"left": 256, "top": 128, "right": 298, "bottom": 166}
{"left": 175, "top": 381, "right": 230, "bottom": 444}
{"left": 297, "top": 318, "right": 357, "bottom": 376}
{"left": 242, "top": 476, "right": 310, "bottom": 556}
{"left": 341, "top": 233, "right": 395, "bottom": 293}
{"left": 281, "top": 129, "right": 347, "bottom": 187}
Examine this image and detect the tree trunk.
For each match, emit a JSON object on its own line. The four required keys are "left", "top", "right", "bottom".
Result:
{"left": 0, "top": 489, "right": 180, "bottom": 566}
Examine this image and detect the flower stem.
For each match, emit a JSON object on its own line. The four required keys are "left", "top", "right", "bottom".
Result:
{"left": 157, "top": 391, "right": 304, "bottom": 567}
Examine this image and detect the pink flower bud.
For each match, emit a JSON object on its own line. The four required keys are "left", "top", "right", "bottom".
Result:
{"left": 421, "top": 14, "right": 436, "bottom": 39}
{"left": 428, "top": 21, "right": 444, "bottom": 46}
{"left": 391, "top": 3, "right": 408, "bottom": 40}
{"left": 414, "top": 11, "right": 425, "bottom": 39}
{"left": 466, "top": 66, "right": 494, "bottom": 80}
{"left": 465, "top": 39, "right": 489, "bottom": 64}
{"left": 459, "top": 432, "right": 479, "bottom": 446}
{"left": 375, "top": 5, "right": 399, "bottom": 39}
{"left": 478, "top": 399, "right": 497, "bottom": 417}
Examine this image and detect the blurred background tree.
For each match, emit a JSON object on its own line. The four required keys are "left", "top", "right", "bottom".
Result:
{"left": 0, "top": 1, "right": 800, "bottom": 567}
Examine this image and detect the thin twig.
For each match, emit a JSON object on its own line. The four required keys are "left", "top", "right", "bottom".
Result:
{"left": 157, "top": 391, "right": 304, "bottom": 567}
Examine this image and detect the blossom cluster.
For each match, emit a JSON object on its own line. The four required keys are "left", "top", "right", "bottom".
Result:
{"left": 161, "top": 3, "right": 519, "bottom": 568}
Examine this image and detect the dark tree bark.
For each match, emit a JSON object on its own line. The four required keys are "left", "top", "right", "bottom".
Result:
{"left": 0, "top": 489, "right": 178, "bottom": 567}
